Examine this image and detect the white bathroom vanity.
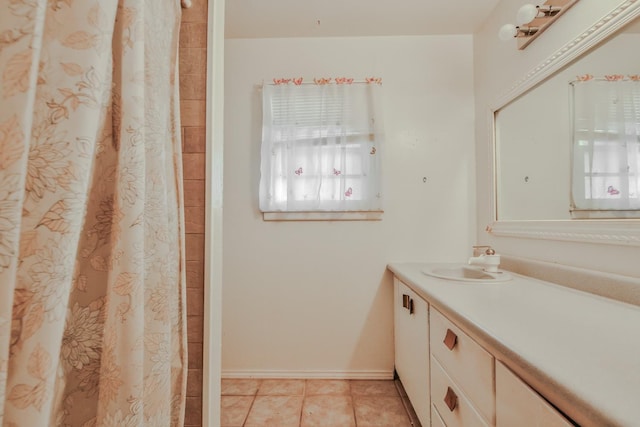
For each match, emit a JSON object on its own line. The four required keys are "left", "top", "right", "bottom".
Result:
{"left": 389, "top": 262, "right": 640, "bottom": 427}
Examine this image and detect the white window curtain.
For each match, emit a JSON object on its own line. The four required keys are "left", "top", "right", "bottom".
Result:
{"left": 259, "top": 82, "right": 384, "bottom": 212}
{"left": 571, "top": 77, "right": 640, "bottom": 217}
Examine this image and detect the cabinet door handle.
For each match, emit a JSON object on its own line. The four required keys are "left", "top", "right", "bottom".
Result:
{"left": 444, "top": 328, "right": 457, "bottom": 350}
{"left": 444, "top": 386, "right": 458, "bottom": 412}
{"left": 402, "top": 294, "right": 414, "bottom": 314}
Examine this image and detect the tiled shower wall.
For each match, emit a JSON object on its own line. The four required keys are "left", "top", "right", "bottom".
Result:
{"left": 180, "top": 1, "right": 208, "bottom": 426}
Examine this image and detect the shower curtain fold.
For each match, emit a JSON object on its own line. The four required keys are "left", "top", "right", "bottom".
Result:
{"left": 0, "top": 0, "right": 188, "bottom": 425}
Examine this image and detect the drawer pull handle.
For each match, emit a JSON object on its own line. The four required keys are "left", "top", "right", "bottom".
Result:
{"left": 444, "top": 386, "right": 458, "bottom": 412}
{"left": 402, "top": 294, "right": 414, "bottom": 314}
{"left": 444, "top": 329, "right": 457, "bottom": 350}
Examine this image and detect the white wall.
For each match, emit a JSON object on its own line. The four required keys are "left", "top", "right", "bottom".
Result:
{"left": 474, "top": 0, "right": 640, "bottom": 278}
{"left": 223, "top": 35, "right": 476, "bottom": 376}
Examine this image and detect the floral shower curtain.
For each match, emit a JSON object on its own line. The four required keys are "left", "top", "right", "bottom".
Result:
{"left": 0, "top": 0, "right": 187, "bottom": 426}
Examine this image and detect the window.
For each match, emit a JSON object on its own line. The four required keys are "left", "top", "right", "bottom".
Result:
{"left": 570, "top": 76, "right": 640, "bottom": 218}
{"left": 259, "top": 81, "right": 384, "bottom": 216}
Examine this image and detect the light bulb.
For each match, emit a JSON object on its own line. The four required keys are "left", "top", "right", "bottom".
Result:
{"left": 498, "top": 24, "right": 518, "bottom": 41}
{"left": 516, "top": 4, "right": 539, "bottom": 25}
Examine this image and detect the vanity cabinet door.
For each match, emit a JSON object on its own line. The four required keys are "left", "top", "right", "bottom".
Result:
{"left": 431, "top": 404, "right": 447, "bottom": 427}
{"left": 496, "top": 362, "right": 573, "bottom": 427}
{"left": 394, "top": 278, "right": 430, "bottom": 426}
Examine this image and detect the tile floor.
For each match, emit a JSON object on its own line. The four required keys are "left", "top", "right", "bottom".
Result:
{"left": 221, "top": 378, "right": 421, "bottom": 427}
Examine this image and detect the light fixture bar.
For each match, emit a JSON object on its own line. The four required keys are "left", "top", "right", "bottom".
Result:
{"left": 498, "top": 0, "right": 579, "bottom": 49}
{"left": 517, "top": 26, "right": 539, "bottom": 37}
{"left": 538, "top": 5, "right": 562, "bottom": 17}
{"left": 517, "top": 0, "right": 580, "bottom": 49}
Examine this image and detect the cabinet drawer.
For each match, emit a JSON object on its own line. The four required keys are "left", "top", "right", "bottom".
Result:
{"left": 496, "top": 362, "right": 573, "bottom": 427}
{"left": 430, "top": 308, "right": 494, "bottom": 424}
{"left": 431, "top": 356, "right": 489, "bottom": 427}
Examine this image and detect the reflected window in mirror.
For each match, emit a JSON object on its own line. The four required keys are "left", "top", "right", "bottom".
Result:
{"left": 494, "top": 13, "right": 640, "bottom": 221}
{"left": 570, "top": 76, "right": 640, "bottom": 218}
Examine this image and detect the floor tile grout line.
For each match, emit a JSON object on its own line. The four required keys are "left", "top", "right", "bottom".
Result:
{"left": 240, "top": 381, "right": 260, "bottom": 427}
{"left": 240, "top": 393, "right": 256, "bottom": 427}
{"left": 351, "top": 391, "right": 359, "bottom": 427}
{"left": 299, "top": 381, "right": 306, "bottom": 427}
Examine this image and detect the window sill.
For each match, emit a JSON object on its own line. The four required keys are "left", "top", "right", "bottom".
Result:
{"left": 262, "top": 211, "right": 383, "bottom": 221}
{"left": 570, "top": 209, "right": 640, "bottom": 219}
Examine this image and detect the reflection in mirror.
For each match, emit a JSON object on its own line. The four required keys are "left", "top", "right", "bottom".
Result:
{"left": 570, "top": 76, "right": 640, "bottom": 218}
{"left": 495, "top": 15, "right": 640, "bottom": 221}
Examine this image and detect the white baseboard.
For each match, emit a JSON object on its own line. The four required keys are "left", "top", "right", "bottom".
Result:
{"left": 221, "top": 369, "right": 394, "bottom": 380}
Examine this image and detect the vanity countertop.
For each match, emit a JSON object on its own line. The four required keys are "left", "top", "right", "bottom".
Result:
{"left": 387, "top": 262, "right": 640, "bottom": 427}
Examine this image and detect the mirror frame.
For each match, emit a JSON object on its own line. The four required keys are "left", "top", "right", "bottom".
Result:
{"left": 488, "top": 1, "right": 640, "bottom": 247}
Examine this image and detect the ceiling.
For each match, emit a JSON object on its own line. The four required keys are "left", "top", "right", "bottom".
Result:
{"left": 225, "top": 0, "right": 502, "bottom": 39}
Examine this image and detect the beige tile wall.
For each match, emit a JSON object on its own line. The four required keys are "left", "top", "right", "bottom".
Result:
{"left": 180, "top": 1, "right": 208, "bottom": 426}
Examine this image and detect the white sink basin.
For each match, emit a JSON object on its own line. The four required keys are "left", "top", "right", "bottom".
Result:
{"left": 422, "top": 265, "right": 512, "bottom": 283}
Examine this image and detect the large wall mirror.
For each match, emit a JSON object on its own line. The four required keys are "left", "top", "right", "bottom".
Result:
{"left": 491, "top": 2, "right": 640, "bottom": 245}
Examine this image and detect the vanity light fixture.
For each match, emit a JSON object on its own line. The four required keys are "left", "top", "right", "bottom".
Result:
{"left": 499, "top": 0, "right": 580, "bottom": 49}
{"left": 498, "top": 23, "right": 538, "bottom": 41}
{"left": 516, "top": 4, "right": 562, "bottom": 25}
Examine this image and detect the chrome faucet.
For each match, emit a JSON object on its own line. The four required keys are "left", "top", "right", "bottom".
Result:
{"left": 468, "top": 246, "right": 500, "bottom": 273}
